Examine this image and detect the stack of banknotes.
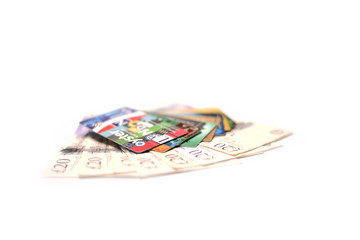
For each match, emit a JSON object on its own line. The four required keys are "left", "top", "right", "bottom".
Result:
{"left": 45, "top": 104, "right": 292, "bottom": 178}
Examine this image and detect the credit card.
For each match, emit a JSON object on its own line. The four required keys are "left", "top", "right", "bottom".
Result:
{"left": 172, "top": 113, "right": 225, "bottom": 135}
{"left": 163, "top": 108, "right": 235, "bottom": 131}
{"left": 224, "top": 114, "right": 236, "bottom": 130}
{"left": 80, "top": 107, "right": 188, "bottom": 153}
{"left": 181, "top": 121, "right": 217, "bottom": 147}
{"left": 152, "top": 113, "right": 206, "bottom": 129}
{"left": 173, "top": 115, "right": 221, "bottom": 141}
{"left": 151, "top": 114, "right": 203, "bottom": 152}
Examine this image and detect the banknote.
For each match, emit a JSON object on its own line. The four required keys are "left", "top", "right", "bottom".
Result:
{"left": 251, "top": 142, "right": 283, "bottom": 154}
{"left": 47, "top": 105, "right": 292, "bottom": 178}
{"left": 125, "top": 141, "right": 283, "bottom": 177}
{"left": 151, "top": 149, "right": 200, "bottom": 170}
{"left": 109, "top": 142, "right": 283, "bottom": 177}
{"left": 46, "top": 124, "right": 285, "bottom": 178}
{"left": 109, "top": 147, "right": 137, "bottom": 174}
{"left": 46, "top": 129, "right": 116, "bottom": 178}
{"left": 126, "top": 151, "right": 175, "bottom": 177}
{"left": 45, "top": 123, "right": 91, "bottom": 177}
{"left": 70, "top": 132, "right": 138, "bottom": 177}
{"left": 77, "top": 136, "right": 114, "bottom": 177}
{"left": 204, "top": 142, "right": 283, "bottom": 168}
{"left": 200, "top": 122, "right": 292, "bottom": 156}
{"left": 153, "top": 142, "right": 282, "bottom": 173}
{"left": 176, "top": 145, "right": 237, "bottom": 165}
{"left": 45, "top": 138, "right": 85, "bottom": 177}
{"left": 80, "top": 107, "right": 189, "bottom": 153}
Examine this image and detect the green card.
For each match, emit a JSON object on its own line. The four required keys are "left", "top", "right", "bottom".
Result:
{"left": 181, "top": 121, "right": 217, "bottom": 147}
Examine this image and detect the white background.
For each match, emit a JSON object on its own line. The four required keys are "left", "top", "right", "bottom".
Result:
{"left": 1, "top": 1, "right": 359, "bottom": 239}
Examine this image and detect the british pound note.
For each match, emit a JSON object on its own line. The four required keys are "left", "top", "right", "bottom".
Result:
{"left": 151, "top": 150, "right": 200, "bottom": 170}
{"left": 45, "top": 124, "right": 90, "bottom": 177}
{"left": 176, "top": 145, "right": 236, "bottom": 165}
{"left": 200, "top": 122, "right": 292, "bottom": 156}
{"left": 109, "top": 146, "right": 137, "bottom": 174}
{"left": 77, "top": 135, "right": 114, "bottom": 177}
{"left": 126, "top": 151, "right": 175, "bottom": 177}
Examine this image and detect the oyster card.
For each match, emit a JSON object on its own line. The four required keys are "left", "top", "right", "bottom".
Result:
{"left": 80, "top": 107, "right": 188, "bottom": 153}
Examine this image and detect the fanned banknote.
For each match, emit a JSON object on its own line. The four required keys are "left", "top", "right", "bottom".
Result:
{"left": 200, "top": 122, "right": 292, "bottom": 156}
{"left": 46, "top": 105, "right": 292, "bottom": 178}
{"left": 126, "top": 151, "right": 175, "bottom": 177}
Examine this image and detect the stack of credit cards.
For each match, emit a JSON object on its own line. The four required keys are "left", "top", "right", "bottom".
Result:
{"left": 45, "top": 105, "right": 293, "bottom": 178}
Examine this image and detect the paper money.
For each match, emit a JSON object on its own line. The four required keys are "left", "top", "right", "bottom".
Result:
{"left": 180, "top": 142, "right": 283, "bottom": 171}
{"left": 45, "top": 137, "right": 85, "bottom": 177}
{"left": 207, "top": 142, "right": 283, "bottom": 167}
{"left": 77, "top": 136, "right": 114, "bottom": 177}
{"left": 200, "top": 122, "right": 292, "bottom": 156}
{"left": 47, "top": 105, "right": 292, "bottom": 178}
{"left": 165, "top": 142, "right": 281, "bottom": 172}
{"left": 127, "top": 151, "right": 175, "bottom": 177}
{"left": 109, "top": 147, "right": 137, "bottom": 174}
{"left": 249, "top": 142, "right": 283, "bottom": 154}
{"left": 176, "top": 145, "right": 237, "bottom": 165}
{"left": 151, "top": 149, "right": 200, "bottom": 170}
{"left": 151, "top": 141, "right": 282, "bottom": 173}
{"left": 45, "top": 123, "right": 91, "bottom": 177}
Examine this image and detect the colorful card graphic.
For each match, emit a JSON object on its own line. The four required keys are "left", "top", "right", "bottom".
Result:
{"left": 181, "top": 121, "right": 217, "bottom": 147}
{"left": 172, "top": 113, "right": 226, "bottom": 135}
{"left": 172, "top": 115, "right": 220, "bottom": 141}
{"left": 151, "top": 115, "right": 203, "bottom": 152}
{"left": 80, "top": 107, "right": 188, "bottom": 153}
{"left": 162, "top": 108, "right": 235, "bottom": 131}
